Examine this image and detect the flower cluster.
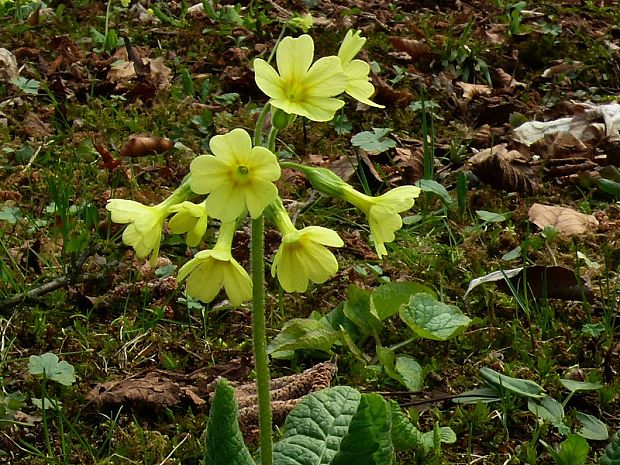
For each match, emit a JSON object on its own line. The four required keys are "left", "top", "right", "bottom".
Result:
{"left": 106, "top": 29, "right": 419, "bottom": 307}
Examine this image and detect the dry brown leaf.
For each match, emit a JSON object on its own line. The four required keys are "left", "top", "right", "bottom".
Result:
{"left": 120, "top": 135, "right": 174, "bottom": 158}
{"left": 457, "top": 81, "right": 492, "bottom": 100}
{"left": 528, "top": 203, "right": 598, "bottom": 235}
{"left": 468, "top": 144, "right": 540, "bottom": 194}
{"left": 390, "top": 37, "right": 431, "bottom": 61}
{"left": 542, "top": 61, "right": 583, "bottom": 78}
{"left": 0, "top": 48, "right": 18, "bottom": 81}
{"left": 393, "top": 147, "right": 424, "bottom": 183}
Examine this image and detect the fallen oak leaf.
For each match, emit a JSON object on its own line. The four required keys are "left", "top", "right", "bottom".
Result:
{"left": 120, "top": 135, "right": 174, "bottom": 158}
{"left": 457, "top": 81, "right": 492, "bottom": 100}
{"left": 528, "top": 203, "right": 598, "bottom": 236}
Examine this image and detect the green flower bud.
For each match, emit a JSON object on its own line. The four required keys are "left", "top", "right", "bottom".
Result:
{"left": 271, "top": 108, "right": 296, "bottom": 130}
{"left": 281, "top": 162, "right": 349, "bottom": 198}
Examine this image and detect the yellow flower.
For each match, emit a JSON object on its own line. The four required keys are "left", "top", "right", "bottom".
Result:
{"left": 254, "top": 35, "right": 348, "bottom": 122}
{"left": 190, "top": 128, "right": 281, "bottom": 222}
{"left": 106, "top": 200, "right": 169, "bottom": 263}
{"left": 177, "top": 222, "right": 251, "bottom": 305}
{"left": 106, "top": 178, "right": 193, "bottom": 265}
{"left": 337, "top": 30, "right": 384, "bottom": 108}
{"left": 168, "top": 200, "right": 208, "bottom": 247}
{"left": 342, "top": 185, "right": 421, "bottom": 258}
{"left": 268, "top": 200, "right": 343, "bottom": 292}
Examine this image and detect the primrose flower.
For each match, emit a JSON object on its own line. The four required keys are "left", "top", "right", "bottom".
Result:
{"left": 177, "top": 222, "right": 252, "bottom": 306}
{"left": 254, "top": 35, "right": 348, "bottom": 122}
{"left": 168, "top": 200, "right": 208, "bottom": 247}
{"left": 190, "top": 128, "right": 281, "bottom": 222}
{"left": 341, "top": 185, "right": 421, "bottom": 258}
{"left": 337, "top": 30, "right": 384, "bottom": 108}
{"left": 106, "top": 178, "right": 193, "bottom": 265}
{"left": 267, "top": 199, "right": 343, "bottom": 292}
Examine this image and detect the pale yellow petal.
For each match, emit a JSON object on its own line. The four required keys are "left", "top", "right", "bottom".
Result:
{"left": 300, "top": 241, "right": 339, "bottom": 283}
{"left": 377, "top": 186, "right": 421, "bottom": 212}
{"left": 209, "top": 128, "right": 252, "bottom": 164}
{"left": 301, "top": 226, "right": 344, "bottom": 248}
{"left": 276, "top": 35, "right": 314, "bottom": 82}
{"left": 244, "top": 180, "right": 278, "bottom": 219}
{"left": 186, "top": 259, "right": 223, "bottom": 303}
{"left": 106, "top": 199, "right": 149, "bottom": 224}
{"left": 247, "top": 147, "right": 281, "bottom": 181}
{"left": 254, "top": 59, "right": 286, "bottom": 100}
{"left": 205, "top": 185, "right": 246, "bottom": 222}
{"left": 304, "top": 56, "right": 348, "bottom": 97}
{"left": 190, "top": 156, "right": 231, "bottom": 194}
{"left": 338, "top": 30, "right": 366, "bottom": 65}
{"left": 222, "top": 260, "right": 252, "bottom": 306}
{"left": 277, "top": 244, "right": 309, "bottom": 292}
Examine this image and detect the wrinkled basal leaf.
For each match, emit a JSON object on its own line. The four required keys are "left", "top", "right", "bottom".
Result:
{"left": 204, "top": 379, "right": 253, "bottom": 465}
{"left": 267, "top": 319, "right": 339, "bottom": 359}
{"left": 600, "top": 431, "right": 620, "bottom": 465}
{"left": 479, "top": 367, "right": 545, "bottom": 399}
{"left": 343, "top": 285, "right": 382, "bottom": 336}
{"left": 399, "top": 294, "right": 471, "bottom": 341}
{"left": 322, "top": 301, "right": 363, "bottom": 343}
{"left": 395, "top": 356, "right": 423, "bottom": 392}
{"left": 331, "top": 393, "right": 394, "bottom": 465}
{"left": 467, "top": 143, "right": 540, "bottom": 194}
{"left": 273, "top": 386, "right": 361, "bottom": 465}
{"left": 370, "top": 281, "right": 435, "bottom": 321}
{"left": 528, "top": 203, "right": 598, "bottom": 236}
{"left": 28, "top": 353, "right": 76, "bottom": 386}
{"left": 556, "top": 435, "right": 589, "bottom": 465}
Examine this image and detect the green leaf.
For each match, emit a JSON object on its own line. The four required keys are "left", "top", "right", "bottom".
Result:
{"left": 322, "top": 302, "right": 363, "bottom": 342}
{"left": 399, "top": 293, "right": 471, "bottom": 341}
{"left": 395, "top": 356, "right": 423, "bottom": 392}
{"left": 273, "top": 386, "right": 361, "bottom": 465}
{"left": 559, "top": 379, "right": 603, "bottom": 393}
{"left": 32, "top": 397, "right": 62, "bottom": 411}
{"left": 267, "top": 318, "right": 339, "bottom": 359}
{"left": 556, "top": 435, "right": 589, "bottom": 465}
{"left": 389, "top": 401, "right": 423, "bottom": 451}
{"left": 476, "top": 210, "right": 508, "bottom": 222}
{"left": 596, "top": 178, "right": 620, "bottom": 198}
{"left": 575, "top": 411, "right": 608, "bottom": 440}
{"left": 600, "top": 431, "right": 620, "bottom": 465}
{"left": 10, "top": 77, "right": 40, "bottom": 95}
{"left": 452, "top": 387, "right": 502, "bottom": 404}
{"left": 28, "top": 353, "right": 76, "bottom": 386}
{"left": 0, "top": 205, "right": 21, "bottom": 224}
{"left": 419, "top": 425, "right": 457, "bottom": 451}
{"left": 415, "top": 179, "right": 452, "bottom": 207}
{"left": 350, "top": 128, "right": 396, "bottom": 154}
{"left": 370, "top": 282, "right": 435, "bottom": 321}
{"left": 343, "top": 285, "right": 382, "bottom": 336}
{"left": 479, "top": 367, "right": 545, "bottom": 399}
{"left": 331, "top": 393, "right": 394, "bottom": 465}
{"left": 204, "top": 379, "right": 253, "bottom": 465}
{"left": 528, "top": 396, "right": 564, "bottom": 427}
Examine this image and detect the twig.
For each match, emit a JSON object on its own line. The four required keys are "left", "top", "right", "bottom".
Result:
{"left": 0, "top": 245, "right": 99, "bottom": 309}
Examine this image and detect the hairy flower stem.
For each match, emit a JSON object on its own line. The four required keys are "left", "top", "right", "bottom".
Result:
{"left": 253, "top": 104, "right": 271, "bottom": 147}
{"left": 252, "top": 215, "right": 273, "bottom": 465}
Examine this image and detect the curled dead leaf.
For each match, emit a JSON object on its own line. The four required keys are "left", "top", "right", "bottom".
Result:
{"left": 457, "top": 81, "right": 492, "bottom": 100}
{"left": 120, "top": 135, "right": 174, "bottom": 158}
{"left": 468, "top": 144, "right": 540, "bottom": 194}
{"left": 390, "top": 37, "right": 432, "bottom": 61}
{"left": 528, "top": 203, "right": 598, "bottom": 235}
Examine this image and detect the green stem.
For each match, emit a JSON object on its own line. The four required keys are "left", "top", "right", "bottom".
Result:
{"left": 251, "top": 215, "right": 273, "bottom": 465}
{"left": 254, "top": 104, "right": 271, "bottom": 147}
{"left": 267, "top": 127, "right": 279, "bottom": 153}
